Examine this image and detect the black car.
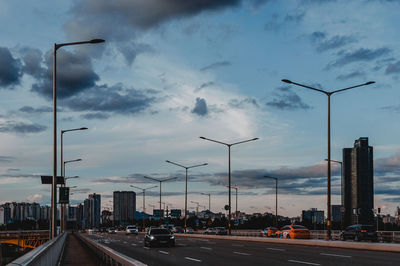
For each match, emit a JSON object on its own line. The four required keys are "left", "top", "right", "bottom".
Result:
{"left": 215, "top": 227, "right": 227, "bottom": 235}
{"left": 340, "top": 224, "right": 378, "bottom": 242}
{"left": 144, "top": 228, "right": 175, "bottom": 247}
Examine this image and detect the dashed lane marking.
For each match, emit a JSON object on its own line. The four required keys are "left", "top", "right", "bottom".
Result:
{"left": 185, "top": 257, "right": 202, "bottom": 262}
{"left": 288, "top": 260, "right": 320, "bottom": 265}
{"left": 320, "top": 253, "right": 351, "bottom": 258}
{"left": 143, "top": 247, "right": 150, "bottom": 250}
{"left": 200, "top": 246, "right": 212, "bottom": 250}
{"left": 159, "top": 251, "right": 169, "bottom": 255}
{"left": 267, "top": 247, "right": 285, "bottom": 251}
{"left": 233, "top": 251, "right": 251, "bottom": 256}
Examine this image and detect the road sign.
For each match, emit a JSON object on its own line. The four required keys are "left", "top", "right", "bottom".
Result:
{"left": 340, "top": 206, "right": 345, "bottom": 213}
{"left": 233, "top": 220, "right": 239, "bottom": 226}
{"left": 224, "top": 205, "right": 229, "bottom": 210}
{"left": 59, "top": 187, "right": 69, "bottom": 204}
{"left": 41, "top": 175, "right": 65, "bottom": 185}
{"left": 153, "top": 209, "right": 164, "bottom": 217}
{"left": 170, "top": 209, "right": 181, "bottom": 217}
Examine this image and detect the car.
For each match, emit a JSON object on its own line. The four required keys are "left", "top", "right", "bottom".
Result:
{"left": 144, "top": 227, "right": 175, "bottom": 247}
{"left": 277, "top": 225, "right": 310, "bottom": 239}
{"left": 126, "top": 225, "right": 139, "bottom": 235}
{"left": 261, "top": 227, "right": 278, "bottom": 237}
{"left": 204, "top": 227, "right": 216, "bottom": 235}
{"left": 107, "top": 227, "right": 116, "bottom": 234}
{"left": 184, "top": 227, "right": 194, "bottom": 234}
{"left": 215, "top": 227, "right": 227, "bottom": 235}
{"left": 340, "top": 224, "right": 378, "bottom": 242}
{"left": 173, "top": 226, "right": 184, "bottom": 233}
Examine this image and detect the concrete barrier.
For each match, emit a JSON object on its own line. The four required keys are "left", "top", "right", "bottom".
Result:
{"left": 175, "top": 233, "right": 400, "bottom": 253}
{"left": 76, "top": 232, "right": 147, "bottom": 266}
{"left": 7, "top": 232, "right": 67, "bottom": 266}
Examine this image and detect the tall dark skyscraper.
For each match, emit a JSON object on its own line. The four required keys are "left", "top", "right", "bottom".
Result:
{"left": 113, "top": 191, "right": 136, "bottom": 225}
{"left": 89, "top": 193, "right": 101, "bottom": 228}
{"left": 342, "top": 137, "right": 374, "bottom": 226}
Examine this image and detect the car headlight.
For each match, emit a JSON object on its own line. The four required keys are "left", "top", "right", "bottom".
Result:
{"left": 170, "top": 236, "right": 175, "bottom": 239}
{"left": 150, "top": 236, "right": 155, "bottom": 240}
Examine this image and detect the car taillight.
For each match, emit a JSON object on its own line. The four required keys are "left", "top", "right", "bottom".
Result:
{"left": 375, "top": 230, "right": 378, "bottom": 232}
{"left": 361, "top": 230, "right": 366, "bottom": 233}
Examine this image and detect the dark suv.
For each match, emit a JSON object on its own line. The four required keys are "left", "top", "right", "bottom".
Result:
{"left": 340, "top": 224, "right": 378, "bottom": 242}
{"left": 144, "top": 228, "right": 175, "bottom": 247}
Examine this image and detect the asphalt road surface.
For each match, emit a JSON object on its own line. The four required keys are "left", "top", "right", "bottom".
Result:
{"left": 86, "top": 232, "right": 400, "bottom": 266}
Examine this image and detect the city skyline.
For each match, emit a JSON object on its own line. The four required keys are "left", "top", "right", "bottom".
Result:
{"left": 1, "top": 0, "right": 400, "bottom": 217}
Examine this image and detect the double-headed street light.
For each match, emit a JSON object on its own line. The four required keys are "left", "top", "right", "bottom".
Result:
{"left": 143, "top": 176, "right": 177, "bottom": 222}
{"left": 199, "top": 136, "right": 259, "bottom": 235}
{"left": 165, "top": 160, "right": 207, "bottom": 231}
{"left": 200, "top": 193, "right": 211, "bottom": 211}
{"left": 281, "top": 79, "right": 375, "bottom": 240}
{"left": 130, "top": 185, "right": 157, "bottom": 230}
{"left": 51, "top": 38, "right": 104, "bottom": 238}
{"left": 61, "top": 159, "right": 81, "bottom": 232}
{"left": 264, "top": 175, "right": 278, "bottom": 227}
{"left": 191, "top": 200, "right": 200, "bottom": 214}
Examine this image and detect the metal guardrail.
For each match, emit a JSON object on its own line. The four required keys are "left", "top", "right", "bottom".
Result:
{"left": 7, "top": 232, "right": 67, "bottom": 266}
{"left": 75, "top": 232, "right": 147, "bottom": 266}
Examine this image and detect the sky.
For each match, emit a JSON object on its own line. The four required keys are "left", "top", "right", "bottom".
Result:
{"left": 0, "top": 0, "right": 400, "bottom": 218}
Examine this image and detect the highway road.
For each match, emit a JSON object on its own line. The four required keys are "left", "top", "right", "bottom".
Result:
{"left": 86, "top": 232, "right": 400, "bottom": 266}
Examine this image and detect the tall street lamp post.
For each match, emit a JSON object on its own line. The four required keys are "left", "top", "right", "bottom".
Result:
{"left": 201, "top": 193, "right": 211, "bottom": 211}
{"left": 130, "top": 185, "right": 157, "bottom": 230}
{"left": 325, "top": 159, "right": 343, "bottom": 229}
{"left": 264, "top": 175, "right": 278, "bottom": 227}
{"left": 191, "top": 201, "right": 200, "bottom": 214}
{"left": 281, "top": 79, "right": 375, "bottom": 240}
{"left": 51, "top": 38, "right": 104, "bottom": 238}
{"left": 143, "top": 176, "right": 177, "bottom": 223}
{"left": 227, "top": 186, "right": 238, "bottom": 219}
{"left": 199, "top": 136, "right": 259, "bottom": 235}
{"left": 165, "top": 160, "right": 207, "bottom": 231}
{"left": 62, "top": 159, "right": 81, "bottom": 232}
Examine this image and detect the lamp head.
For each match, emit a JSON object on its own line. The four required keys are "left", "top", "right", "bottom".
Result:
{"left": 80, "top": 127, "right": 88, "bottom": 130}
{"left": 365, "top": 81, "right": 375, "bottom": 85}
{"left": 282, "top": 79, "right": 292, "bottom": 84}
{"left": 90, "top": 39, "right": 105, "bottom": 43}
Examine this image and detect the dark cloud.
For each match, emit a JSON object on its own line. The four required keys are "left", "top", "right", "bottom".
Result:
{"left": 375, "top": 152, "right": 400, "bottom": 174}
{"left": 191, "top": 97, "right": 208, "bottom": 116}
{"left": 195, "top": 81, "right": 215, "bottom": 92}
{"left": 310, "top": 31, "right": 357, "bottom": 52}
{"left": 336, "top": 71, "right": 365, "bottom": 81}
{"left": 264, "top": 12, "right": 305, "bottom": 31}
{"left": 0, "top": 156, "right": 14, "bottom": 163}
{"left": 19, "top": 106, "right": 52, "bottom": 114}
{"left": 0, "top": 47, "right": 22, "bottom": 88}
{"left": 249, "top": 0, "right": 272, "bottom": 9}
{"left": 31, "top": 49, "right": 99, "bottom": 99}
{"left": 63, "top": 84, "right": 157, "bottom": 115}
{"left": 7, "top": 168, "right": 20, "bottom": 172}
{"left": 200, "top": 61, "right": 232, "bottom": 71}
{"left": 64, "top": 0, "right": 240, "bottom": 64}
{"left": 71, "top": 188, "right": 92, "bottom": 194}
{"left": 0, "top": 121, "right": 47, "bottom": 134}
{"left": 381, "top": 105, "right": 400, "bottom": 112}
{"left": 81, "top": 112, "right": 110, "bottom": 120}
{"left": 326, "top": 47, "right": 391, "bottom": 69}
{"left": 385, "top": 61, "right": 400, "bottom": 74}
{"left": 117, "top": 42, "right": 154, "bottom": 65}
{"left": 18, "top": 47, "right": 44, "bottom": 79}
{"left": 266, "top": 86, "right": 311, "bottom": 110}
{"left": 229, "top": 97, "right": 259, "bottom": 108}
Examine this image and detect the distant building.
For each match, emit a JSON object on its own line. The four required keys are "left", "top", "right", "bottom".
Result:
{"left": 343, "top": 137, "right": 374, "bottom": 226}
{"left": 113, "top": 191, "right": 136, "bottom": 225}
{"left": 89, "top": 193, "right": 101, "bottom": 228}
{"left": 383, "top": 214, "right": 395, "bottom": 224}
{"left": 302, "top": 208, "right": 324, "bottom": 224}
{"left": 331, "top": 205, "right": 342, "bottom": 223}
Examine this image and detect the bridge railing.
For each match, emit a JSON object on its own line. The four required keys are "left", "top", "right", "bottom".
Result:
{"left": 75, "top": 232, "right": 146, "bottom": 266}
{"left": 7, "top": 232, "right": 66, "bottom": 266}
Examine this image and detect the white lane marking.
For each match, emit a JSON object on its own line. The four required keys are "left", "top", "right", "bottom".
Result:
{"left": 288, "top": 260, "right": 320, "bottom": 266}
{"left": 143, "top": 247, "right": 150, "bottom": 250}
{"left": 233, "top": 251, "right": 251, "bottom": 256}
{"left": 320, "top": 253, "right": 351, "bottom": 258}
{"left": 159, "top": 250, "right": 169, "bottom": 255}
{"left": 185, "top": 257, "right": 202, "bottom": 262}
{"left": 200, "top": 246, "right": 212, "bottom": 250}
{"left": 267, "top": 247, "right": 285, "bottom": 251}
{"left": 131, "top": 243, "right": 137, "bottom": 246}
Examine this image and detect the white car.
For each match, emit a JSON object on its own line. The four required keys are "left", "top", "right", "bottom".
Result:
{"left": 126, "top": 225, "right": 139, "bottom": 235}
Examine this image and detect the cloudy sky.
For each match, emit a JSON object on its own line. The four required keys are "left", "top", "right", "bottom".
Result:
{"left": 1, "top": 0, "right": 400, "bottom": 217}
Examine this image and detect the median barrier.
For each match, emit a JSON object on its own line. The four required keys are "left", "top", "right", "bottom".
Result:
{"left": 75, "top": 232, "right": 147, "bottom": 266}
{"left": 7, "top": 232, "right": 67, "bottom": 266}
{"left": 175, "top": 232, "right": 400, "bottom": 253}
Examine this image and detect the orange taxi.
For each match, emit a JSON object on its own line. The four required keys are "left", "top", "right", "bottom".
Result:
{"left": 261, "top": 227, "right": 279, "bottom": 237}
{"left": 277, "top": 225, "right": 310, "bottom": 239}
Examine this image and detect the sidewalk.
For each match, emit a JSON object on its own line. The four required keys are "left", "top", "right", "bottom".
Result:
{"left": 61, "top": 232, "right": 102, "bottom": 266}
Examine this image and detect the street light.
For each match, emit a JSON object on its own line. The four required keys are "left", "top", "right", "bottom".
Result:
{"left": 281, "top": 79, "right": 375, "bottom": 240}
{"left": 227, "top": 186, "right": 239, "bottom": 219}
{"left": 143, "top": 176, "right": 177, "bottom": 223}
{"left": 201, "top": 193, "right": 211, "bottom": 211}
{"left": 191, "top": 201, "right": 200, "bottom": 214}
{"left": 199, "top": 136, "right": 259, "bottom": 235}
{"left": 130, "top": 185, "right": 157, "bottom": 230}
{"left": 264, "top": 175, "right": 278, "bottom": 227}
{"left": 52, "top": 38, "right": 104, "bottom": 238}
{"left": 165, "top": 160, "right": 207, "bottom": 231}
{"left": 325, "top": 159, "right": 343, "bottom": 230}
{"left": 62, "top": 159, "right": 81, "bottom": 232}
